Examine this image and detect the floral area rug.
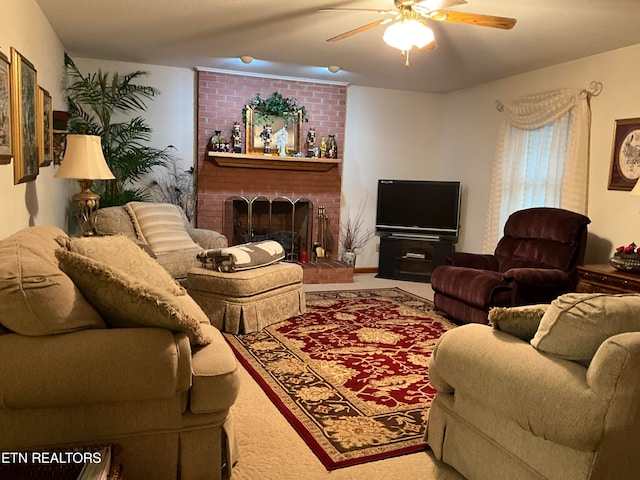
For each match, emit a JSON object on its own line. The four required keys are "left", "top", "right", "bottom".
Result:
{"left": 225, "top": 288, "right": 455, "bottom": 470}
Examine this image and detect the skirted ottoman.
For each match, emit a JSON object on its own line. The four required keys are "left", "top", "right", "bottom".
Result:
{"left": 186, "top": 262, "right": 306, "bottom": 334}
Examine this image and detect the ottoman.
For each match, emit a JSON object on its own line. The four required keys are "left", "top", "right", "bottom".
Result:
{"left": 186, "top": 262, "right": 306, "bottom": 334}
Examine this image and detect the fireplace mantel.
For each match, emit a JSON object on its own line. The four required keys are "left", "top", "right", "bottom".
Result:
{"left": 207, "top": 151, "right": 341, "bottom": 172}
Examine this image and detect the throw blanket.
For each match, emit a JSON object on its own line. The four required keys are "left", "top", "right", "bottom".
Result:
{"left": 197, "top": 240, "right": 285, "bottom": 272}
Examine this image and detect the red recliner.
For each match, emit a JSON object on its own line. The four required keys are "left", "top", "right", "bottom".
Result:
{"left": 431, "top": 207, "right": 591, "bottom": 324}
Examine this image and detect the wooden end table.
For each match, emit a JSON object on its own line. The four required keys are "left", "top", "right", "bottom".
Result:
{"left": 576, "top": 264, "right": 640, "bottom": 294}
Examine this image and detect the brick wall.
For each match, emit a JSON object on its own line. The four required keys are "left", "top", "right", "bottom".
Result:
{"left": 196, "top": 70, "right": 347, "bottom": 256}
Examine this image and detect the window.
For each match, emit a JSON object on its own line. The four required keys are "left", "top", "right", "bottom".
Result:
{"left": 484, "top": 89, "right": 590, "bottom": 251}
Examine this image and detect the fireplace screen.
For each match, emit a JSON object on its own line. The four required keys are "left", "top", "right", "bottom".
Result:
{"left": 224, "top": 196, "right": 313, "bottom": 260}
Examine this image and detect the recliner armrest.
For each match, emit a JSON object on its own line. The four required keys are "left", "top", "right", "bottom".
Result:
{"left": 0, "top": 328, "right": 192, "bottom": 409}
{"left": 446, "top": 252, "right": 499, "bottom": 270}
{"left": 502, "top": 267, "right": 571, "bottom": 286}
{"left": 503, "top": 268, "right": 574, "bottom": 305}
{"left": 189, "top": 228, "right": 228, "bottom": 250}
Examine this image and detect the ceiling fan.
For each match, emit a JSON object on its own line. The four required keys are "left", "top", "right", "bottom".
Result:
{"left": 321, "top": 0, "right": 517, "bottom": 66}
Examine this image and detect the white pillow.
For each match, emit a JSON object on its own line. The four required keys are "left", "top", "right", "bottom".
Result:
{"left": 531, "top": 293, "right": 640, "bottom": 364}
{"left": 127, "top": 202, "right": 199, "bottom": 253}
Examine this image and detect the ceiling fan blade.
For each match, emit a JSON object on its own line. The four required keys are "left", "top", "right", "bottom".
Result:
{"left": 319, "top": 8, "right": 396, "bottom": 15}
{"left": 326, "top": 18, "right": 392, "bottom": 42}
{"left": 428, "top": 10, "right": 517, "bottom": 29}
{"left": 415, "top": 0, "right": 467, "bottom": 11}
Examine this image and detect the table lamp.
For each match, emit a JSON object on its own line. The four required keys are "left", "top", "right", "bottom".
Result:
{"left": 54, "top": 134, "right": 115, "bottom": 235}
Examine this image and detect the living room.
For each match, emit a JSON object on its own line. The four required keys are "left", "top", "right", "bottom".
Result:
{"left": 2, "top": 1, "right": 640, "bottom": 479}
{"left": 2, "top": 0, "right": 640, "bottom": 265}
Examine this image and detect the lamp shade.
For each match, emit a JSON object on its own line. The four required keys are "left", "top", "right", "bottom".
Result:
{"left": 54, "top": 135, "right": 115, "bottom": 180}
{"left": 631, "top": 180, "right": 640, "bottom": 196}
{"left": 383, "top": 19, "right": 434, "bottom": 51}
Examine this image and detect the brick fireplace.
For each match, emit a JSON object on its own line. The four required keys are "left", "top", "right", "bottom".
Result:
{"left": 195, "top": 70, "right": 347, "bottom": 263}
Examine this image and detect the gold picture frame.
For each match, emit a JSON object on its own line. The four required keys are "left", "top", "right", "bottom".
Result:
{"left": 0, "top": 50, "right": 11, "bottom": 164}
{"left": 38, "top": 87, "right": 53, "bottom": 167}
{"left": 10, "top": 47, "right": 39, "bottom": 184}
{"left": 608, "top": 117, "right": 640, "bottom": 191}
{"left": 245, "top": 105, "right": 303, "bottom": 155}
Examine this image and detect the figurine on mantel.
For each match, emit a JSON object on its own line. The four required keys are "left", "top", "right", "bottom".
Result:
{"left": 275, "top": 126, "right": 288, "bottom": 156}
{"left": 260, "top": 124, "right": 272, "bottom": 155}
{"left": 306, "top": 127, "right": 316, "bottom": 157}
{"left": 231, "top": 121, "right": 242, "bottom": 153}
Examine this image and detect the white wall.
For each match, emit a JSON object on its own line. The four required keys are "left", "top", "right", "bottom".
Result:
{"left": 72, "top": 58, "right": 196, "bottom": 172}
{"left": 440, "top": 43, "right": 640, "bottom": 263}
{"left": 340, "top": 43, "right": 640, "bottom": 267}
{"left": 341, "top": 86, "right": 445, "bottom": 267}
{"left": 0, "top": 0, "right": 67, "bottom": 239}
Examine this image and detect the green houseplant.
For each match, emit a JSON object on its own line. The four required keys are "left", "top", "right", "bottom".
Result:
{"left": 64, "top": 53, "right": 171, "bottom": 207}
{"left": 242, "top": 91, "right": 308, "bottom": 126}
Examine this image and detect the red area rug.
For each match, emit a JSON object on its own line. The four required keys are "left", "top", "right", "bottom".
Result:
{"left": 226, "top": 288, "right": 454, "bottom": 470}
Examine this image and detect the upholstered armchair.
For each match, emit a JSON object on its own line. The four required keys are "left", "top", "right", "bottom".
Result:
{"left": 430, "top": 207, "right": 591, "bottom": 324}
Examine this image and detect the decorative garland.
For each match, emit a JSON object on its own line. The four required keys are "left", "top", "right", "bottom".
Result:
{"left": 243, "top": 91, "right": 308, "bottom": 126}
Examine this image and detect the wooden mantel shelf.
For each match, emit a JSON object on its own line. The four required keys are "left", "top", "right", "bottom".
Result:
{"left": 207, "top": 151, "right": 341, "bottom": 172}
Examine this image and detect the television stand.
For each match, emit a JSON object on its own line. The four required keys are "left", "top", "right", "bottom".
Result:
{"left": 376, "top": 235, "right": 455, "bottom": 283}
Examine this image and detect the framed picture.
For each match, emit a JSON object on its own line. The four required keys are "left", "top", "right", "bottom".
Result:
{"left": 0, "top": 50, "right": 11, "bottom": 165}
{"left": 38, "top": 87, "right": 53, "bottom": 167}
{"left": 10, "top": 47, "right": 39, "bottom": 184}
{"left": 608, "top": 117, "right": 640, "bottom": 191}
{"left": 244, "top": 105, "right": 303, "bottom": 155}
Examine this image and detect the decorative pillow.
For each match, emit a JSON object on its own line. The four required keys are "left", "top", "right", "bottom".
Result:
{"left": 127, "top": 202, "right": 200, "bottom": 253}
{"left": 0, "top": 226, "right": 105, "bottom": 336}
{"left": 60, "top": 234, "right": 184, "bottom": 296}
{"left": 531, "top": 293, "right": 640, "bottom": 364}
{"left": 488, "top": 304, "right": 548, "bottom": 341}
{"left": 197, "top": 240, "right": 285, "bottom": 272}
{"left": 56, "top": 249, "right": 213, "bottom": 345}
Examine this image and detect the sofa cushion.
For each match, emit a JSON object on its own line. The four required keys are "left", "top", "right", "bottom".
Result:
{"left": 531, "top": 293, "right": 640, "bottom": 364}
{"left": 57, "top": 249, "right": 213, "bottom": 345}
{"left": 488, "top": 304, "right": 548, "bottom": 341}
{"left": 0, "top": 226, "right": 105, "bottom": 336}
{"left": 62, "top": 234, "right": 185, "bottom": 296}
{"left": 94, "top": 205, "right": 138, "bottom": 240}
{"left": 127, "top": 202, "right": 200, "bottom": 253}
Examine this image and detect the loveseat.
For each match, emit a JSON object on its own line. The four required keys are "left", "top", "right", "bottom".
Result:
{"left": 0, "top": 226, "right": 240, "bottom": 480}
{"left": 426, "top": 293, "right": 640, "bottom": 480}
{"left": 95, "top": 201, "right": 228, "bottom": 279}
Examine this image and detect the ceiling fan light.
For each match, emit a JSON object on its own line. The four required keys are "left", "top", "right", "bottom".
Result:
{"left": 383, "top": 19, "right": 434, "bottom": 51}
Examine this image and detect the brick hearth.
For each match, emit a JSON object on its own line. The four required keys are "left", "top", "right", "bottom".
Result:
{"left": 296, "top": 260, "right": 354, "bottom": 284}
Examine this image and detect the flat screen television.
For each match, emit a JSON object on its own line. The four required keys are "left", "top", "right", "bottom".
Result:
{"left": 375, "top": 179, "right": 461, "bottom": 238}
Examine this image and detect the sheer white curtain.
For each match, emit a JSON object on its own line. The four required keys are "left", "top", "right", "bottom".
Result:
{"left": 483, "top": 88, "right": 591, "bottom": 251}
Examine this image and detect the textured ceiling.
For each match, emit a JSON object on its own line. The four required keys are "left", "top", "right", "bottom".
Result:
{"left": 36, "top": 0, "right": 640, "bottom": 93}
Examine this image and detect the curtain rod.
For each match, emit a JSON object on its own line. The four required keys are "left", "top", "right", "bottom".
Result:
{"left": 495, "top": 81, "right": 603, "bottom": 112}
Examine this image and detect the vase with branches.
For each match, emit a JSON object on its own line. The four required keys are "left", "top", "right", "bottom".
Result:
{"left": 64, "top": 53, "right": 171, "bottom": 207}
{"left": 340, "top": 201, "right": 374, "bottom": 267}
{"left": 147, "top": 148, "right": 196, "bottom": 223}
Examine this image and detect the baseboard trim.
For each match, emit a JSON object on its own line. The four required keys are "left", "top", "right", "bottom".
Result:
{"left": 355, "top": 267, "right": 378, "bottom": 274}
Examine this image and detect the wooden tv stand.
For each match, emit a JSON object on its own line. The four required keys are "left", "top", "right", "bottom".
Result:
{"left": 376, "top": 234, "right": 455, "bottom": 283}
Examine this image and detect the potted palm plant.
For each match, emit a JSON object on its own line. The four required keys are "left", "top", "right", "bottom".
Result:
{"left": 64, "top": 53, "right": 171, "bottom": 207}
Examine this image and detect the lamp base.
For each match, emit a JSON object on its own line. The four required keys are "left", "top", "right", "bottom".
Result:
{"left": 72, "top": 179, "right": 101, "bottom": 236}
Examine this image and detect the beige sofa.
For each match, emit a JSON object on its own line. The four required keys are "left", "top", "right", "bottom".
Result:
{"left": 426, "top": 293, "right": 640, "bottom": 480}
{"left": 95, "top": 201, "right": 228, "bottom": 279}
{"left": 0, "top": 226, "right": 240, "bottom": 480}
